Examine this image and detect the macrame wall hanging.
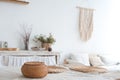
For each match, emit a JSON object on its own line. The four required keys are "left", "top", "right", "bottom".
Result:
{"left": 78, "top": 7, "right": 94, "bottom": 41}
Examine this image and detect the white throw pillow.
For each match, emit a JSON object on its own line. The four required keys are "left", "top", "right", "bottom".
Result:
{"left": 99, "top": 54, "right": 120, "bottom": 65}
{"left": 65, "top": 59, "right": 84, "bottom": 65}
{"left": 69, "top": 53, "right": 90, "bottom": 66}
{"left": 89, "top": 55, "right": 105, "bottom": 66}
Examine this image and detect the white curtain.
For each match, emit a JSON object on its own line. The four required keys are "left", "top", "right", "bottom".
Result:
{"left": 37, "top": 56, "right": 56, "bottom": 65}
{"left": 4, "top": 55, "right": 56, "bottom": 67}
{"left": 8, "top": 56, "right": 34, "bottom": 67}
{"left": 0, "top": 56, "right": 2, "bottom": 66}
{"left": 79, "top": 7, "right": 94, "bottom": 41}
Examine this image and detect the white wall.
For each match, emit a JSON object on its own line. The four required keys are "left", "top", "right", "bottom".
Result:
{"left": 0, "top": 0, "right": 120, "bottom": 55}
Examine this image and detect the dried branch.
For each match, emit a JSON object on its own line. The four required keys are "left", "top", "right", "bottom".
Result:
{"left": 19, "top": 24, "right": 32, "bottom": 50}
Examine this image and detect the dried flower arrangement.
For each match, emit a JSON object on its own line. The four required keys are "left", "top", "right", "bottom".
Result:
{"left": 19, "top": 24, "right": 32, "bottom": 50}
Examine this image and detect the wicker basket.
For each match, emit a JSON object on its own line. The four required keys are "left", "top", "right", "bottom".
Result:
{"left": 21, "top": 62, "right": 48, "bottom": 78}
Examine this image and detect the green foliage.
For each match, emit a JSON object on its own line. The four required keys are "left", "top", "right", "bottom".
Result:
{"left": 34, "top": 33, "right": 56, "bottom": 44}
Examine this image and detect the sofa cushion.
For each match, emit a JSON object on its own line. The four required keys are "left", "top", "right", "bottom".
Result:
{"left": 69, "top": 53, "right": 90, "bottom": 66}
{"left": 89, "top": 54, "right": 105, "bottom": 66}
{"left": 100, "top": 64, "right": 120, "bottom": 71}
{"left": 70, "top": 65, "right": 108, "bottom": 73}
{"left": 99, "top": 54, "right": 120, "bottom": 65}
{"left": 48, "top": 66, "right": 68, "bottom": 73}
{"left": 64, "top": 62, "right": 85, "bottom": 69}
{"left": 64, "top": 59, "right": 85, "bottom": 64}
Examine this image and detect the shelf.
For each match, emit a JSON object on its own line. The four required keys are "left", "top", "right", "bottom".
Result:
{"left": 0, "top": 0, "right": 29, "bottom": 5}
{"left": 0, "top": 48, "right": 19, "bottom": 51}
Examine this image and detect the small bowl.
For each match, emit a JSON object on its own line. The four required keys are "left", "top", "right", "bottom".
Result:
{"left": 39, "top": 48, "right": 45, "bottom": 51}
{"left": 31, "top": 47, "right": 40, "bottom": 51}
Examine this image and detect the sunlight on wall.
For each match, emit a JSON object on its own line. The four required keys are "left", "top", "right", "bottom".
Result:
{"left": 102, "top": 0, "right": 120, "bottom": 54}
{"left": 0, "top": 0, "right": 120, "bottom": 55}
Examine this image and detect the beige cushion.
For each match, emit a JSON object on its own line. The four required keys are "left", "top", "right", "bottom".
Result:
{"left": 89, "top": 55, "right": 105, "bottom": 66}
{"left": 48, "top": 66, "right": 68, "bottom": 73}
{"left": 64, "top": 63, "right": 85, "bottom": 69}
{"left": 64, "top": 59, "right": 85, "bottom": 69}
{"left": 70, "top": 66, "right": 108, "bottom": 73}
{"left": 69, "top": 53, "right": 90, "bottom": 66}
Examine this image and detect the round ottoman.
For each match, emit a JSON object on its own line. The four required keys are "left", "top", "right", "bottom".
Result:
{"left": 21, "top": 62, "right": 48, "bottom": 78}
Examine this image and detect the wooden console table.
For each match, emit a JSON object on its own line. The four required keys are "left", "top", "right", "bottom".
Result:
{"left": 0, "top": 51, "right": 60, "bottom": 66}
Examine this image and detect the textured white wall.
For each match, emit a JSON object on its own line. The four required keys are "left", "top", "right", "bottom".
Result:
{"left": 0, "top": 0, "right": 120, "bottom": 55}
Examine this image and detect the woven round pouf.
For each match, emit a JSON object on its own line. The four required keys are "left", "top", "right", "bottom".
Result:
{"left": 21, "top": 62, "right": 48, "bottom": 78}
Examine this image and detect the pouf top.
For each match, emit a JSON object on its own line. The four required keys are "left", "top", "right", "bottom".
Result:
{"left": 24, "top": 61, "right": 44, "bottom": 66}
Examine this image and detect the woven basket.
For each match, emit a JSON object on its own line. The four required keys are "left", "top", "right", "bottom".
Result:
{"left": 21, "top": 62, "right": 48, "bottom": 78}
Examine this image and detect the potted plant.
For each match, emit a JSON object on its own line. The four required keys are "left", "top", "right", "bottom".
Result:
{"left": 33, "top": 33, "right": 56, "bottom": 51}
